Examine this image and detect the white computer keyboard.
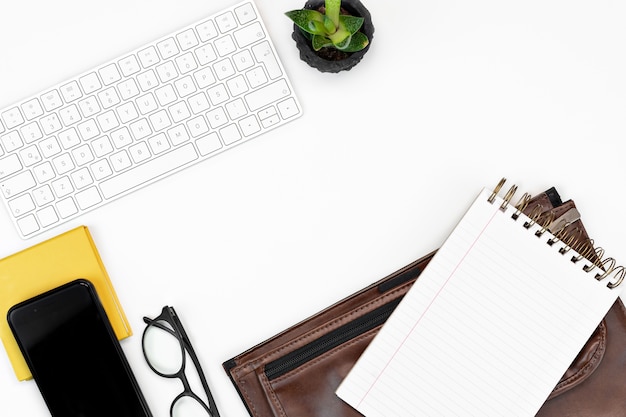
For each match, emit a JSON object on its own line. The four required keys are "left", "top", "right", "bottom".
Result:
{"left": 0, "top": 0, "right": 301, "bottom": 239}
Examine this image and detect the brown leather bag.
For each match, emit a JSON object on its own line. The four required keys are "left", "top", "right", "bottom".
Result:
{"left": 223, "top": 190, "right": 626, "bottom": 417}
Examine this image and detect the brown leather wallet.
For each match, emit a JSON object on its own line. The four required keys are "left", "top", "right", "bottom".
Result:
{"left": 223, "top": 189, "right": 626, "bottom": 417}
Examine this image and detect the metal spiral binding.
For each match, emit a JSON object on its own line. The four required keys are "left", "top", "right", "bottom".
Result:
{"left": 491, "top": 178, "right": 624, "bottom": 289}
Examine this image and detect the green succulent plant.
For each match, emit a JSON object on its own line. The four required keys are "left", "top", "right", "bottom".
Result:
{"left": 285, "top": 0, "right": 369, "bottom": 52}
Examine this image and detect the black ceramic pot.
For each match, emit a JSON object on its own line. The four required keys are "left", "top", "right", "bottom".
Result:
{"left": 292, "top": 0, "right": 374, "bottom": 73}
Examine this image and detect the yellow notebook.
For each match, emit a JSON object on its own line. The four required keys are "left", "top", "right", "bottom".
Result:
{"left": 0, "top": 226, "right": 131, "bottom": 381}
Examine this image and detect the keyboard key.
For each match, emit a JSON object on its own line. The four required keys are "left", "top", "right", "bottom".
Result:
{"left": 117, "top": 102, "right": 140, "bottom": 123}
{"left": 41, "top": 114, "right": 63, "bottom": 135}
{"left": 187, "top": 115, "right": 210, "bottom": 137}
{"left": 136, "top": 93, "right": 158, "bottom": 115}
{"left": 92, "top": 136, "right": 114, "bottom": 157}
{"left": 246, "top": 66, "right": 268, "bottom": 88}
{"left": 111, "top": 127, "right": 133, "bottom": 148}
{"left": 173, "top": 76, "right": 197, "bottom": 97}
{"left": 215, "top": 35, "right": 237, "bottom": 56}
{"left": 213, "top": 58, "right": 235, "bottom": 80}
{"left": 98, "top": 87, "right": 121, "bottom": 109}
{"left": 156, "top": 38, "right": 180, "bottom": 60}
{"left": 1, "top": 107, "right": 24, "bottom": 129}
{"left": 118, "top": 55, "right": 142, "bottom": 77}
{"left": 0, "top": 154, "right": 23, "bottom": 179}
{"left": 41, "top": 90, "right": 63, "bottom": 112}
{"left": 52, "top": 153, "right": 75, "bottom": 175}
{"left": 196, "top": 132, "right": 222, "bottom": 155}
{"left": 226, "top": 75, "right": 249, "bottom": 96}
{"left": 167, "top": 125, "right": 190, "bottom": 146}
{"left": 126, "top": 142, "right": 147, "bottom": 163}
{"left": 51, "top": 176, "right": 74, "bottom": 198}
{"left": 99, "top": 63, "right": 122, "bottom": 86}
{"left": 100, "top": 143, "right": 198, "bottom": 199}
{"left": 78, "top": 97, "right": 101, "bottom": 118}
{"left": 56, "top": 197, "right": 78, "bottom": 218}
{"left": 79, "top": 72, "right": 103, "bottom": 94}
{"left": 220, "top": 124, "right": 242, "bottom": 145}
{"left": 91, "top": 159, "right": 113, "bottom": 180}
{"left": 17, "top": 215, "right": 39, "bottom": 236}
{"left": 188, "top": 92, "right": 210, "bottom": 114}
{"left": 96, "top": 110, "right": 120, "bottom": 132}
{"left": 70, "top": 167, "right": 94, "bottom": 188}
{"left": 110, "top": 150, "right": 132, "bottom": 172}
{"left": 225, "top": 98, "right": 248, "bottom": 119}
{"left": 206, "top": 107, "right": 228, "bottom": 128}
{"left": 216, "top": 11, "right": 237, "bottom": 33}
{"left": 235, "top": 3, "right": 257, "bottom": 24}
{"left": 1, "top": 131, "right": 24, "bottom": 152}
{"left": 155, "top": 85, "right": 177, "bottom": 106}
{"left": 244, "top": 79, "right": 291, "bottom": 111}
{"left": 156, "top": 61, "right": 179, "bottom": 83}
{"left": 37, "top": 206, "right": 59, "bottom": 227}
{"left": 194, "top": 67, "right": 217, "bottom": 88}
{"left": 168, "top": 102, "right": 191, "bottom": 123}
{"left": 60, "top": 81, "right": 82, "bottom": 102}
{"left": 21, "top": 99, "right": 44, "bottom": 121}
{"left": 59, "top": 104, "right": 82, "bottom": 126}
{"left": 148, "top": 133, "right": 171, "bottom": 154}
{"left": 175, "top": 53, "right": 198, "bottom": 74}
{"left": 0, "top": 171, "right": 36, "bottom": 198}
{"left": 278, "top": 97, "right": 300, "bottom": 119}
{"left": 33, "top": 184, "right": 55, "bottom": 206}
{"left": 20, "top": 122, "right": 44, "bottom": 143}
{"left": 137, "top": 70, "right": 160, "bottom": 91}
{"left": 8, "top": 193, "right": 35, "bottom": 216}
{"left": 252, "top": 41, "right": 282, "bottom": 79}
{"left": 118, "top": 79, "right": 141, "bottom": 100}
{"left": 234, "top": 21, "right": 265, "bottom": 47}
{"left": 75, "top": 187, "right": 102, "bottom": 209}
{"left": 33, "top": 162, "right": 56, "bottom": 183}
{"left": 239, "top": 114, "right": 261, "bottom": 137}
{"left": 176, "top": 29, "right": 199, "bottom": 51}
{"left": 138, "top": 46, "right": 160, "bottom": 67}
{"left": 196, "top": 20, "right": 218, "bottom": 42}
{"left": 195, "top": 45, "right": 217, "bottom": 66}
{"left": 233, "top": 50, "right": 255, "bottom": 71}
{"left": 149, "top": 110, "right": 172, "bottom": 131}
{"left": 77, "top": 119, "right": 100, "bottom": 141}
{"left": 19, "top": 145, "right": 42, "bottom": 167}
{"left": 72, "top": 144, "right": 95, "bottom": 166}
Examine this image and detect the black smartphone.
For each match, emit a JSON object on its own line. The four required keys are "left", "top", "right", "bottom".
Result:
{"left": 7, "top": 279, "right": 152, "bottom": 417}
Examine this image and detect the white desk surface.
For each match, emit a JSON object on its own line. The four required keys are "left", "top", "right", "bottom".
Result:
{"left": 1, "top": 0, "right": 625, "bottom": 416}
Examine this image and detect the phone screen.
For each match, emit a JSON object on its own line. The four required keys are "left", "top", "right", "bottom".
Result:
{"left": 7, "top": 279, "right": 152, "bottom": 417}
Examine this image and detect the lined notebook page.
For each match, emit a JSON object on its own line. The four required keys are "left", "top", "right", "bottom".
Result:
{"left": 336, "top": 187, "right": 621, "bottom": 417}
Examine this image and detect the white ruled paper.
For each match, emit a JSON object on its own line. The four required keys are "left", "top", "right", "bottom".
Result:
{"left": 336, "top": 187, "right": 620, "bottom": 417}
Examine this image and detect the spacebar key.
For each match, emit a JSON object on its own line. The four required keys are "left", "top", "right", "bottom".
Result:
{"left": 100, "top": 144, "right": 198, "bottom": 199}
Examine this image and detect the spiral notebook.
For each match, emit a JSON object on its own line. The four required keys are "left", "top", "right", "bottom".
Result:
{"left": 336, "top": 180, "right": 624, "bottom": 417}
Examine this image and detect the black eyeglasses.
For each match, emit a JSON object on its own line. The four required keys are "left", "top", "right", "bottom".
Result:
{"left": 142, "top": 306, "right": 220, "bottom": 417}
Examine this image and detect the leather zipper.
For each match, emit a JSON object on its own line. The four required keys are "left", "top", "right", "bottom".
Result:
{"left": 264, "top": 297, "right": 403, "bottom": 380}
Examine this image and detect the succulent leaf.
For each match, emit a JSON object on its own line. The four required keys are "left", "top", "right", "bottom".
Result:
{"left": 285, "top": 10, "right": 325, "bottom": 35}
{"left": 325, "top": 0, "right": 341, "bottom": 27}
{"left": 339, "top": 15, "right": 364, "bottom": 35}
{"left": 328, "top": 26, "right": 350, "bottom": 45}
{"left": 312, "top": 35, "right": 334, "bottom": 51}
{"left": 308, "top": 20, "right": 327, "bottom": 35}
{"left": 334, "top": 35, "right": 352, "bottom": 50}
{"left": 338, "top": 31, "right": 369, "bottom": 52}
{"left": 323, "top": 15, "right": 336, "bottom": 34}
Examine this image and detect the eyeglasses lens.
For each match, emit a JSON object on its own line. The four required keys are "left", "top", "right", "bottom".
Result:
{"left": 143, "top": 319, "right": 183, "bottom": 376}
{"left": 172, "top": 395, "right": 210, "bottom": 417}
